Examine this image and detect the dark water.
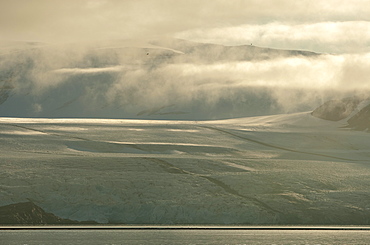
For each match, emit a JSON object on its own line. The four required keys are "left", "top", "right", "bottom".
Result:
{"left": 1, "top": 229, "right": 370, "bottom": 245}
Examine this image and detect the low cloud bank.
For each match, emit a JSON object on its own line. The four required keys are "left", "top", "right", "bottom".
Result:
{"left": 0, "top": 39, "right": 369, "bottom": 119}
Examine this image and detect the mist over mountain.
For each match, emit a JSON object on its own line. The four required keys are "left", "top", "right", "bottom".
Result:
{"left": 0, "top": 38, "right": 354, "bottom": 120}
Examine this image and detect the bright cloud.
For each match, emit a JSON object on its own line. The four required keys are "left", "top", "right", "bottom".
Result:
{"left": 175, "top": 21, "right": 370, "bottom": 54}
{"left": 157, "top": 53, "right": 370, "bottom": 91}
{"left": 1, "top": 0, "right": 369, "bottom": 54}
{"left": 53, "top": 66, "right": 123, "bottom": 75}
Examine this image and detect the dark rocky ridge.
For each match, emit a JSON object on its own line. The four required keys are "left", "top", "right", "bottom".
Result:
{"left": 0, "top": 202, "right": 97, "bottom": 225}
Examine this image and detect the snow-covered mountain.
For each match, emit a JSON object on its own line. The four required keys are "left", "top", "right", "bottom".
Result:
{"left": 0, "top": 39, "right": 325, "bottom": 120}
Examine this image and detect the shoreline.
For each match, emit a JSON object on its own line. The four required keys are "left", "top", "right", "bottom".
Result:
{"left": 2, "top": 225, "right": 370, "bottom": 231}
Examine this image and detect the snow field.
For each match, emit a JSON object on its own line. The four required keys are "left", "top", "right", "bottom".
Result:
{"left": 1, "top": 112, "right": 370, "bottom": 224}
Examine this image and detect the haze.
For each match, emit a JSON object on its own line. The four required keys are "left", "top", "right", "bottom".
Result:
{"left": 0, "top": 0, "right": 369, "bottom": 54}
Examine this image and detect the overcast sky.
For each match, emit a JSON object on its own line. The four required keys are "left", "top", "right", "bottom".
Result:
{"left": 1, "top": 0, "right": 369, "bottom": 53}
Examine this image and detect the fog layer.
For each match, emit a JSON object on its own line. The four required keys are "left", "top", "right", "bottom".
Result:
{"left": 0, "top": 39, "right": 368, "bottom": 119}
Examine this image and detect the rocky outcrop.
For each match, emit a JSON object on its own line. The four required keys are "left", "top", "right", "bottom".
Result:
{"left": 311, "top": 96, "right": 370, "bottom": 132}
{"left": 0, "top": 202, "right": 97, "bottom": 225}
{"left": 311, "top": 96, "right": 363, "bottom": 121}
{"left": 346, "top": 103, "right": 370, "bottom": 131}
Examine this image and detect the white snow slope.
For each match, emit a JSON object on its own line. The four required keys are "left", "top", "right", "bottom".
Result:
{"left": 1, "top": 112, "right": 370, "bottom": 224}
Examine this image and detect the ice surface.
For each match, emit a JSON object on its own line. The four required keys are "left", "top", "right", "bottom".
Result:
{"left": 1, "top": 112, "right": 370, "bottom": 224}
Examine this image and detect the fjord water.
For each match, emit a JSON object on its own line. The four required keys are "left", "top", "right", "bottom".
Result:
{"left": 2, "top": 228, "right": 370, "bottom": 244}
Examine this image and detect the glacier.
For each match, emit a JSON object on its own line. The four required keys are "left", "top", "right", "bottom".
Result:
{"left": 1, "top": 111, "right": 370, "bottom": 224}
